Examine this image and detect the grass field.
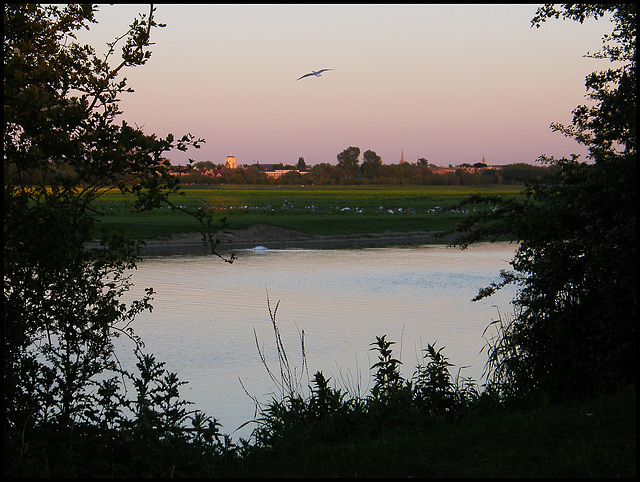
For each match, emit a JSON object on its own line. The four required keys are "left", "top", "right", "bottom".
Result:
{"left": 89, "top": 184, "right": 524, "bottom": 239}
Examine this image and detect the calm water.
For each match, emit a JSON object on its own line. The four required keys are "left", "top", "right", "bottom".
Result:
{"left": 119, "top": 242, "right": 517, "bottom": 441}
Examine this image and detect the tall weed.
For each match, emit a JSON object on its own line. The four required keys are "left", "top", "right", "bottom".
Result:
{"left": 480, "top": 307, "right": 528, "bottom": 401}
{"left": 412, "top": 342, "right": 478, "bottom": 415}
{"left": 249, "top": 305, "right": 486, "bottom": 451}
{"left": 253, "top": 293, "right": 309, "bottom": 400}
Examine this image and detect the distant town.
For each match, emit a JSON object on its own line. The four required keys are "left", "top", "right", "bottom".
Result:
{"left": 164, "top": 149, "right": 558, "bottom": 186}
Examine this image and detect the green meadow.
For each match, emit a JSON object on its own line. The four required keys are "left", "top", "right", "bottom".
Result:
{"left": 90, "top": 184, "right": 524, "bottom": 239}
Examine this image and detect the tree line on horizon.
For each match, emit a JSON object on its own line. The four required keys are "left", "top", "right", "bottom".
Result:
{"left": 5, "top": 150, "right": 559, "bottom": 187}
{"left": 181, "top": 151, "right": 559, "bottom": 186}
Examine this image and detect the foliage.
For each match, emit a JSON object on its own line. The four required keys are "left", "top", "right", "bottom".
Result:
{"left": 243, "top": 313, "right": 634, "bottom": 478}
{"left": 3, "top": 4, "right": 231, "bottom": 477}
{"left": 296, "top": 156, "right": 308, "bottom": 170}
{"left": 249, "top": 312, "right": 482, "bottom": 452}
{"left": 361, "top": 149, "right": 383, "bottom": 179}
{"left": 242, "top": 381, "right": 636, "bottom": 478}
{"left": 499, "top": 162, "right": 560, "bottom": 183}
{"left": 336, "top": 145, "right": 361, "bottom": 179}
{"left": 180, "top": 158, "right": 554, "bottom": 186}
{"left": 454, "top": 4, "right": 636, "bottom": 400}
{"left": 369, "top": 335, "right": 407, "bottom": 403}
{"left": 253, "top": 294, "right": 309, "bottom": 400}
{"left": 4, "top": 346, "right": 234, "bottom": 477}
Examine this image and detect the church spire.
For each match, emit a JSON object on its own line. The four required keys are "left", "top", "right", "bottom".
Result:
{"left": 400, "top": 149, "right": 406, "bottom": 164}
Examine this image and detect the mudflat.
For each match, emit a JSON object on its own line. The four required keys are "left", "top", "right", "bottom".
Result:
{"left": 135, "top": 223, "right": 452, "bottom": 255}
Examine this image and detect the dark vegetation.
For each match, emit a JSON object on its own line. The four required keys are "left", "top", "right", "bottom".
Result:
{"left": 4, "top": 4, "right": 635, "bottom": 477}
{"left": 175, "top": 158, "right": 558, "bottom": 186}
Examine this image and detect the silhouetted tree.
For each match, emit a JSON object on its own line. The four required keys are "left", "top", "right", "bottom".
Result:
{"left": 296, "top": 156, "right": 308, "bottom": 171}
{"left": 456, "top": 3, "right": 636, "bottom": 400}
{"left": 4, "top": 5, "right": 226, "bottom": 476}
{"left": 361, "top": 149, "right": 383, "bottom": 179}
{"left": 336, "top": 146, "right": 361, "bottom": 178}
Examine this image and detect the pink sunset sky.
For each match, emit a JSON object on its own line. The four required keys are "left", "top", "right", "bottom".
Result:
{"left": 79, "top": 4, "right": 613, "bottom": 167}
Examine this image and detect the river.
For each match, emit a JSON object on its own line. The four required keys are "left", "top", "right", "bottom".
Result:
{"left": 118, "top": 242, "right": 518, "bottom": 441}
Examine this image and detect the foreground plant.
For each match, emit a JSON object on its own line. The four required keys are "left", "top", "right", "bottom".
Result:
{"left": 249, "top": 317, "right": 483, "bottom": 451}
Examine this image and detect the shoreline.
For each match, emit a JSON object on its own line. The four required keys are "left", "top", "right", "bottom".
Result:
{"left": 123, "top": 224, "right": 456, "bottom": 256}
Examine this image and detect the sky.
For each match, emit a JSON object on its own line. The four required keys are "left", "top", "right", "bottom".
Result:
{"left": 77, "top": 4, "right": 614, "bottom": 167}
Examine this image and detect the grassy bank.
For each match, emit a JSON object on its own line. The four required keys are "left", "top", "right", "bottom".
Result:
{"left": 224, "top": 329, "right": 635, "bottom": 478}
{"left": 234, "top": 384, "right": 635, "bottom": 478}
{"left": 89, "top": 184, "right": 523, "bottom": 239}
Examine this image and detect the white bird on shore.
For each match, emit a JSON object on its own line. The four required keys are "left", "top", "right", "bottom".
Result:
{"left": 297, "top": 68, "right": 333, "bottom": 81}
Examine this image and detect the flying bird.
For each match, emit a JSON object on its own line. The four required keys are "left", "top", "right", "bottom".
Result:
{"left": 297, "top": 68, "right": 334, "bottom": 81}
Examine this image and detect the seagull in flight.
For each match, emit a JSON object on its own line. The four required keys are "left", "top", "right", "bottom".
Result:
{"left": 297, "top": 68, "right": 334, "bottom": 81}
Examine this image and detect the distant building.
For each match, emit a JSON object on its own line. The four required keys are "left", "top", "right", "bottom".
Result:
{"left": 399, "top": 149, "right": 407, "bottom": 164}
{"left": 473, "top": 153, "right": 489, "bottom": 169}
{"left": 431, "top": 166, "right": 456, "bottom": 175}
{"left": 257, "top": 163, "right": 308, "bottom": 179}
{"left": 225, "top": 152, "right": 237, "bottom": 169}
{"left": 431, "top": 154, "right": 494, "bottom": 174}
{"left": 263, "top": 170, "right": 291, "bottom": 179}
